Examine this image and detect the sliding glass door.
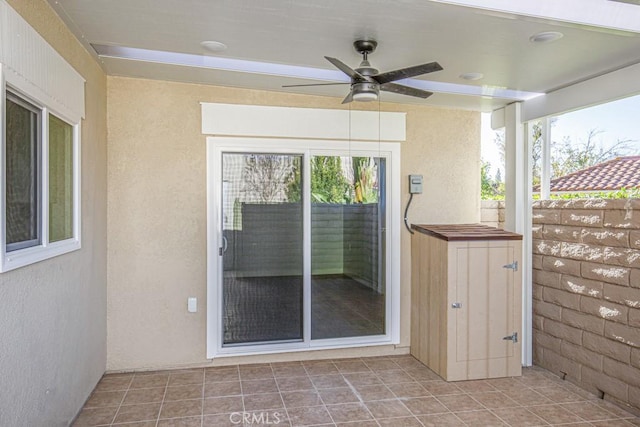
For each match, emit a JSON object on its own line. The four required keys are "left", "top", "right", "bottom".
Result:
{"left": 221, "top": 153, "right": 304, "bottom": 345}
{"left": 213, "top": 142, "right": 395, "bottom": 354}
{"left": 310, "top": 156, "right": 386, "bottom": 340}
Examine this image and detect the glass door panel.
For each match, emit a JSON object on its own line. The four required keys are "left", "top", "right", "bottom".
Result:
{"left": 221, "top": 153, "right": 303, "bottom": 345}
{"left": 310, "top": 156, "right": 386, "bottom": 339}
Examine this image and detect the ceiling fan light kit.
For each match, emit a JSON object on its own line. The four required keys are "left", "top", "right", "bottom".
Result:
{"left": 352, "top": 82, "right": 379, "bottom": 102}
{"left": 282, "top": 38, "right": 443, "bottom": 104}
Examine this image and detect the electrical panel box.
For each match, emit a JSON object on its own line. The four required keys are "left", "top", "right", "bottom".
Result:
{"left": 409, "top": 175, "right": 423, "bottom": 194}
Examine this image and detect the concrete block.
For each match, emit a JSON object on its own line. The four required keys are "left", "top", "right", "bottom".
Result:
{"left": 544, "top": 318, "right": 583, "bottom": 345}
{"left": 543, "top": 225, "right": 582, "bottom": 243}
{"left": 603, "top": 284, "right": 640, "bottom": 309}
{"left": 532, "top": 209, "right": 561, "bottom": 225}
{"left": 532, "top": 254, "right": 543, "bottom": 270}
{"left": 604, "top": 209, "right": 640, "bottom": 229}
{"left": 481, "top": 209, "right": 499, "bottom": 222}
{"left": 629, "top": 309, "right": 640, "bottom": 328}
{"left": 581, "top": 365, "right": 629, "bottom": 402}
{"left": 631, "top": 231, "right": 640, "bottom": 250}
{"left": 605, "top": 322, "right": 640, "bottom": 349}
{"left": 533, "top": 270, "right": 562, "bottom": 289}
{"left": 561, "top": 210, "right": 604, "bottom": 227}
{"left": 542, "top": 348, "right": 581, "bottom": 381}
{"left": 607, "top": 199, "right": 640, "bottom": 210}
{"left": 580, "top": 296, "right": 628, "bottom": 324}
{"left": 532, "top": 225, "right": 544, "bottom": 240}
{"left": 604, "top": 357, "right": 640, "bottom": 388}
{"left": 534, "top": 200, "right": 565, "bottom": 209}
{"left": 543, "top": 288, "right": 581, "bottom": 310}
{"left": 543, "top": 256, "right": 581, "bottom": 276}
{"left": 481, "top": 200, "right": 499, "bottom": 209}
{"left": 533, "top": 239, "right": 562, "bottom": 256}
{"left": 562, "top": 309, "right": 605, "bottom": 335}
{"left": 583, "top": 331, "right": 631, "bottom": 364}
{"left": 582, "top": 229, "right": 630, "bottom": 248}
{"left": 534, "top": 330, "right": 562, "bottom": 353}
{"left": 561, "top": 275, "right": 603, "bottom": 298}
{"left": 632, "top": 348, "right": 640, "bottom": 369}
{"left": 632, "top": 269, "right": 640, "bottom": 289}
{"left": 533, "top": 314, "right": 544, "bottom": 331}
{"left": 630, "top": 386, "right": 640, "bottom": 411}
{"left": 604, "top": 248, "right": 640, "bottom": 269}
{"left": 559, "top": 242, "right": 587, "bottom": 261}
{"left": 533, "top": 300, "right": 562, "bottom": 321}
{"left": 533, "top": 284, "right": 543, "bottom": 301}
{"left": 581, "top": 261, "right": 630, "bottom": 286}
{"left": 561, "top": 341, "right": 603, "bottom": 371}
{"left": 567, "top": 199, "right": 610, "bottom": 210}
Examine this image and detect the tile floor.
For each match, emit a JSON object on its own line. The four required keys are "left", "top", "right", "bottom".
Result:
{"left": 74, "top": 355, "right": 640, "bottom": 427}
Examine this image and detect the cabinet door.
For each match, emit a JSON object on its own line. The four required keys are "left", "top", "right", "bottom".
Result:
{"left": 448, "top": 241, "right": 521, "bottom": 380}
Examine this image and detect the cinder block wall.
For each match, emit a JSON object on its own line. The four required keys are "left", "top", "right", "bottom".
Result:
{"left": 532, "top": 199, "right": 640, "bottom": 413}
{"left": 480, "top": 200, "right": 505, "bottom": 228}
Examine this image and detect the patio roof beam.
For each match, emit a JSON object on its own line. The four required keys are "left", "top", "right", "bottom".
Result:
{"left": 521, "top": 61, "right": 640, "bottom": 122}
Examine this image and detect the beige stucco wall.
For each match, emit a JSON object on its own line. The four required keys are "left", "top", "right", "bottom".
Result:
{"left": 0, "top": 1, "right": 107, "bottom": 426}
{"left": 107, "top": 76, "right": 480, "bottom": 371}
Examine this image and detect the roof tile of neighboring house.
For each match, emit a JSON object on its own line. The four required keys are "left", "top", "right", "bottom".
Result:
{"left": 548, "top": 155, "right": 640, "bottom": 192}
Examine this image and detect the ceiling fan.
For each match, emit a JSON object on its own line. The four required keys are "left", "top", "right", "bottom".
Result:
{"left": 283, "top": 39, "right": 443, "bottom": 104}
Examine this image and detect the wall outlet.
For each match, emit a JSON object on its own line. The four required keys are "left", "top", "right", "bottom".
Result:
{"left": 187, "top": 297, "right": 197, "bottom": 313}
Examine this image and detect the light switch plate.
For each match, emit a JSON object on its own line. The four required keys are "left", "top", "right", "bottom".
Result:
{"left": 187, "top": 297, "right": 197, "bottom": 313}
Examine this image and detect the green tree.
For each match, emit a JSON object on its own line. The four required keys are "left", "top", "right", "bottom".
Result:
{"left": 551, "top": 129, "right": 635, "bottom": 177}
{"left": 287, "top": 156, "right": 351, "bottom": 203}
{"left": 494, "top": 123, "right": 635, "bottom": 182}
{"left": 481, "top": 161, "right": 503, "bottom": 199}
{"left": 352, "top": 157, "right": 378, "bottom": 203}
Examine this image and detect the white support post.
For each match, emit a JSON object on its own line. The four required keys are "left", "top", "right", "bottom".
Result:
{"left": 504, "top": 103, "right": 524, "bottom": 233}
{"left": 503, "top": 102, "right": 533, "bottom": 367}
{"left": 540, "top": 118, "right": 551, "bottom": 200}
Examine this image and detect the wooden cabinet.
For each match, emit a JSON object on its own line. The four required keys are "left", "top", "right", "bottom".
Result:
{"left": 411, "top": 224, "right": 522, "bottom": 381}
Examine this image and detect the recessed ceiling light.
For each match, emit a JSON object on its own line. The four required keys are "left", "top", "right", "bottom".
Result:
{"left": 459, "top": 72, "right": 484, "bottom": 81}
{"left": 200, "top": 40, "right": 227, "bottom": 53}
{"left": 529, "top": 31, "right": 564, "bottom": 43}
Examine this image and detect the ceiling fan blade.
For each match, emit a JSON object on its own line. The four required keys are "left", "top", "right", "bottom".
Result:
{"left": 282, "top": 82, "right": 351, "bottom": 88}
{"left": 341, "top": 91, "right": 354, "bottom": 104}
{"left": 380, "top": 82, "right": 434, "bottom": 99}
{"left": 325, "top": 56, "right": 365, "bottom": 80}
{"left": 373, "top": 62, "right": 443, "bottom": 85}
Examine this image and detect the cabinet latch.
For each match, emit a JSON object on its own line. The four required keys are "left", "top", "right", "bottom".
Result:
{"left": 503, "top": 332, "right": 518, "bottom": 343}
{"left": 502, "top": 261, "right": 518, "bottom": 271}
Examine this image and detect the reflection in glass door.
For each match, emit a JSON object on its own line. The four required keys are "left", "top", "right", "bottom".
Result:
{"left": 310, "top": 156, "right": 386, "bottom": 339}
{"left": 221, "top": 153, "right": 303, "bottom": 345}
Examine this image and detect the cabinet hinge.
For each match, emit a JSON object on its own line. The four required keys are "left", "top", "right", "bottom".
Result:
{"left": 502, "top": 332, "right": 518, "bottom": 343}
{"left": 502, "top": 261, "right": 518, "bottom": 271}
{"left": 219, "top": 247, "right": 223, "bottom": 256}
{"left": 451, "top": 302, "right": 462, "bottom": 309}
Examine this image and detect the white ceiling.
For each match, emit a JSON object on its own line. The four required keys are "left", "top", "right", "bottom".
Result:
{"left": 47, "top": 0, "right": 640, "bottom": 111}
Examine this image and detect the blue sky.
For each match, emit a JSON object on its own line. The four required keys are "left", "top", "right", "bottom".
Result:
{"left": 482, "top": 94, "right": 640, "bottom": 176}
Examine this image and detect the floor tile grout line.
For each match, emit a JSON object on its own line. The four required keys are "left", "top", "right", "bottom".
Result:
{"left": 200, "top": 368, "right": 206, "bottom": 427}
{"left": 108, "top": 375, "right": 133, "bottom": 426}
{"left": 153, "top": 374, "right": 170, "bottom": 427}
{"left": 268, "top": 362, "right": 293, "bottom": 427}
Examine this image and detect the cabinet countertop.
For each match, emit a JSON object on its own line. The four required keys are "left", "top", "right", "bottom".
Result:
{"left": 411, "top": 224, "right": 523, "bottom": 241}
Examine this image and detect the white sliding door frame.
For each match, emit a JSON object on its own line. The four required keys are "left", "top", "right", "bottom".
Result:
{"left": 206, "top": 137, "right": 401, "bottom": 359}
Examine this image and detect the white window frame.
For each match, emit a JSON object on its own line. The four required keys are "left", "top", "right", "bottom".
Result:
{"left": 206, "top": 137, "right": 401, "bottom": 359}
{"left": 0, "top": 68, "right": 81, "bottom": 272}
